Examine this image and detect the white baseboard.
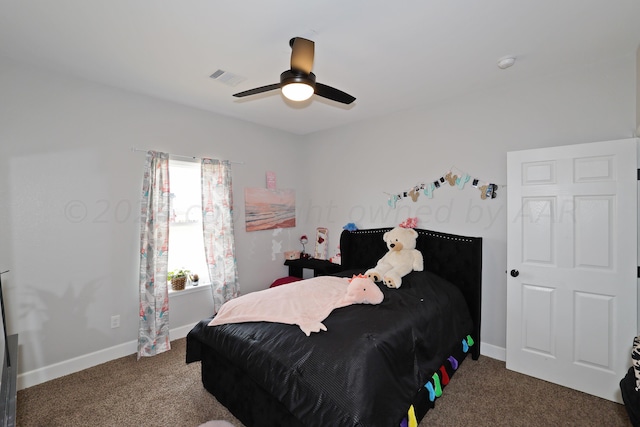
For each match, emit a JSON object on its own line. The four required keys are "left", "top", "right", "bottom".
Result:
{"left": 17, "top": 324, "right": 196, "bottom": 391}
{"left": 19, "top": 329, "right": 508, "bottom": 391}
{"left": 480, "top": 341, "right": 506, "bottom": 361}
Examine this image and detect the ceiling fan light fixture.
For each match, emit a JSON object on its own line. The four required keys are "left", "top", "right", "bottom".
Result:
{"left": 282, "top": 82, "right": 314, "bottom": 101}
{"left": 280, "top": 70, "right": 316, "bottom": 102}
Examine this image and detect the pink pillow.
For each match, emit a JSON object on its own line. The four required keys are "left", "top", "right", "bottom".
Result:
{"left": 270, "top": 276, "right": 303, "bottom": 288}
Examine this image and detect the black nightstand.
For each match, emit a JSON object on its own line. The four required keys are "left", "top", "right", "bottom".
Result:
{"left": 284, "top": 258, "right": 343, "bottom": 278}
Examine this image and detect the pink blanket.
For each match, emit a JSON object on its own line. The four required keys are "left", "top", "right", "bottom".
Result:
{"left": 208, "top": 276, "right": 383, "bottom": 336}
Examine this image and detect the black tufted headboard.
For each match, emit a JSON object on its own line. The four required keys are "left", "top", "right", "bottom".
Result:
{"left": 339, "top": 227, "right": 482, "bottom": 359}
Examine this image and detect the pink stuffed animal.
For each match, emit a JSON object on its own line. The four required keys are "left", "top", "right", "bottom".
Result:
{"left": 340, "top": 275, "right": 384, "bottom": 305}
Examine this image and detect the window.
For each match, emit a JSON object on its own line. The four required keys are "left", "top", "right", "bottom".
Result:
{"left": 167, "top": 159, "right": 208, "bottom": 290}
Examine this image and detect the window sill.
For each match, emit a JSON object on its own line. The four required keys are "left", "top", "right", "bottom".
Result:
{"left": 168, "top": 282, "right": 211, "bottom": 297}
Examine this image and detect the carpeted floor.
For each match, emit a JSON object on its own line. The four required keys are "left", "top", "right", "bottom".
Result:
{"left": 17, "top": 338, "right": 632, "bottom": 427}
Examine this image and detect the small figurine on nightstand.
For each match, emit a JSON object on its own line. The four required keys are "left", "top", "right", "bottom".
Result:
{"left": 330, "top": 246, "right": 341, "bottom": 265}
{"left": 300, "top": 235, "right": 310, "bottom": 259}
{"left": 189, "top": 273, "right": 199, "bottom": 286}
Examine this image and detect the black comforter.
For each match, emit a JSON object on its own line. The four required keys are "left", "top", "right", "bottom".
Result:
{"left": 186, "top": 270, "right": 473, "bottom": 427}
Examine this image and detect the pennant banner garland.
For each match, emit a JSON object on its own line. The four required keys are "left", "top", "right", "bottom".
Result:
{"left": 386, "top": 168, "right": 503, "bottom": 208}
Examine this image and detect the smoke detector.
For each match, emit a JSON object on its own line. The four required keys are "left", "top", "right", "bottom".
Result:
{"left": 497, "top": 56, "right": 516, "bottom": 69}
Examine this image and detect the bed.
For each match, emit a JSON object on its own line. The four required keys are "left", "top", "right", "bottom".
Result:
{"left": 186, "top": 227, "right": 482, "bottom": 427}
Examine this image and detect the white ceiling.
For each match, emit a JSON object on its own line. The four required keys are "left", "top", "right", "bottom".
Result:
{"left": 2, "top": 1, "right": 639, "bottom": 135}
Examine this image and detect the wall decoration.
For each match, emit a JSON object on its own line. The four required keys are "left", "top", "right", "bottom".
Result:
{"left": 244, "top": 188, "right": 296, "bottom": 232}
{"left": 266, "top": 171, "right": 277, "bottom": 190}
{"left": 314, "top": 227, "right": 329, "bottom": 260}
{"left": 385, "top": 167, "right": 504, "bottom": 208}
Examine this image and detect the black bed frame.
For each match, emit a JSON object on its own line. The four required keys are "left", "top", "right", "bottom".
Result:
{"left": 188, "top": 227, "right": 482, "bottom": 426}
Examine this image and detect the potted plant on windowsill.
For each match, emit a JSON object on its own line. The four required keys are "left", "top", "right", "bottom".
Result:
{"left": 168, "top": 268, "right": 190, "bottom": 291}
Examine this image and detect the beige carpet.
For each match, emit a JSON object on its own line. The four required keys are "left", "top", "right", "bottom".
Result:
{"left": 17, "top": 338, "right": 631, "bottom": 427}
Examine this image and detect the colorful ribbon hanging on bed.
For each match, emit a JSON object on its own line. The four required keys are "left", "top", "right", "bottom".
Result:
{"left": 400, "top": 335, "right": 475, "bottom": 427}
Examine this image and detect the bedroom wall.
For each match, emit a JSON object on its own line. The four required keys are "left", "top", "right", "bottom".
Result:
{"left": 0, "top": 60, "right": 305, "bottom": 388}
{"left": 299, "top": 53, "right": 638, "bottom": 358}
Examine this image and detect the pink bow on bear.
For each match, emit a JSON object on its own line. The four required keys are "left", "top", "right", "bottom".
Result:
{"left": 399, "top": 217, "right": 418, "bottom": 228}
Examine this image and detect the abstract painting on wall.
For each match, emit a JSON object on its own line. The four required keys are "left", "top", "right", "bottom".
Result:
{"left": 244, "top": 188, "right": 296, "bottom": 232}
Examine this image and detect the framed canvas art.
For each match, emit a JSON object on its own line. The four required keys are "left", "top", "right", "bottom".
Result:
{"left": 244, "top": 188, "right": 296, "bottom": 232}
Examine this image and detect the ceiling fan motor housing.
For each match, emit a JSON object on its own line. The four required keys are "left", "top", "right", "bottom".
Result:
{"left": 280, "top": 70, "right": 316, "bottom": 89}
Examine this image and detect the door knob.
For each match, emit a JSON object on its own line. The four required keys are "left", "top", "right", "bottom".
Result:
{"left": 510, "top": 269, "right": 519, "bottom": 277}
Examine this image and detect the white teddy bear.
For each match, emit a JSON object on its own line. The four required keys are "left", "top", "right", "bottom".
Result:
{"left": 365, "top": 227, "right": 424, "bottom": 289}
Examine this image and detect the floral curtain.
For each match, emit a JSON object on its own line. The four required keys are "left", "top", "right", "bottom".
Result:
{"left": 137, "top": 151, "right": 171, "bottom": 359}
{"left": 201, "top": 159, "right": 239, "bottom": 312}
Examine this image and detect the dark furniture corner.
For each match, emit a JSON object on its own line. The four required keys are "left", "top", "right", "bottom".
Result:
{"left": 2, "top": 334, "right": 17, "bottom": 427}
{"left": 284, "top": 258, "right": 343, "bottom": 278}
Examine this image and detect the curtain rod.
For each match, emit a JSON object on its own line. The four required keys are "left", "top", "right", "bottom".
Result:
{"left": 130, "top": 147, "right": 244, "bottom": 165}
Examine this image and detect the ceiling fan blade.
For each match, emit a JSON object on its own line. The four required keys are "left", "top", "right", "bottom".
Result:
{"left": 233, "top": 83, "right": 281, "bottom": 98}
{"left": 315, "top": 83, "right": 356, "bottom": 104}
{"left": 290, "top": 37, "right": 314, "bottom": 74}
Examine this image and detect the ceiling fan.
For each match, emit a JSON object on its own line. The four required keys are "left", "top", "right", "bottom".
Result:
{"left": 233, "top": 37, "right": 356, "bottom": 105}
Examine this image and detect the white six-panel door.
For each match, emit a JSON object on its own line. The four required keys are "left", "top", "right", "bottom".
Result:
{"left": 506, "top": 138, "right": 638, "bottom": 403}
